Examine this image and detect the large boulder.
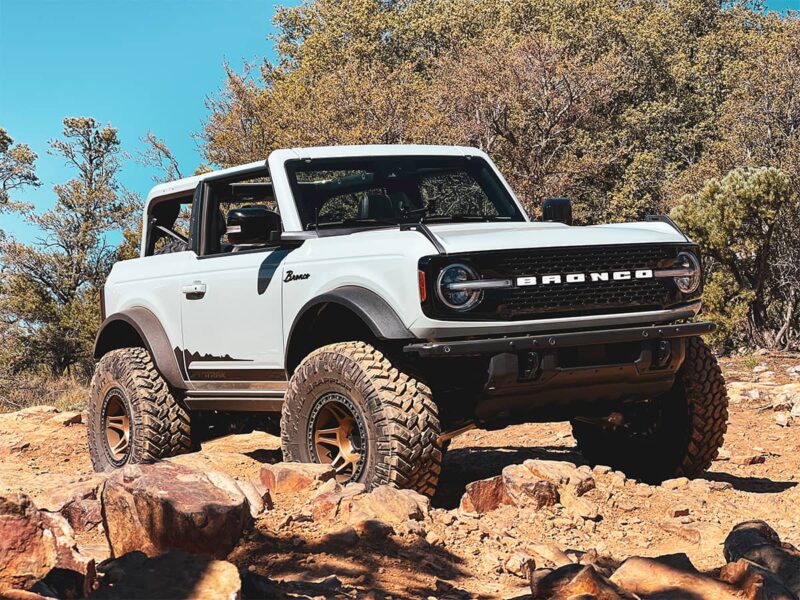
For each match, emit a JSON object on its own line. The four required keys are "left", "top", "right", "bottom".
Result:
{"left": 501, "top": 464, "right": 559, "bottom": 509}
{"left": 34, "top": 475, "right": 105, "bottom": 533}
{"left": 0, "top": 493, "right": 58, "bottom": 592}
{"left": 91, "top": 549, "right": 241, "bottom": 600}
{"left": 101, "top": 462, "right": 252, "bottom": 559}
{"left": 260, "top": 462, "right": 336, "bottom": 495}
{"left": 341, "top": 485, "right": 430, "bottom": 525}
{"left": 459, "top": 475, "right": 508, "bottom": 514}
{"left": 723, "top": 520, "right": 800, "bottom": 596}
{"left": 610, "top": 556, "right": 743, "bottom": 599}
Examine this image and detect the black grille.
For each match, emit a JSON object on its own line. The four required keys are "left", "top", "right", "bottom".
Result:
{"left": 491, "top": 245, "right": 676, "bottom": 277}
{"left": 420, "top": 243, "right": 699, "bottom": 321}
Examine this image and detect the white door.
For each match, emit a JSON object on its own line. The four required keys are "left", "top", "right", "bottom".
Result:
{"left": 180, "top": 248, "right": 291, "bottom": 387}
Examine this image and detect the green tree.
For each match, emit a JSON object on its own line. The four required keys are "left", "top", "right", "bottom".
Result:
{"left": 0, "top": 128, "right": 40, "bottom": 209}
{"left": 0, "top": 117, "right": 134, "bottom": 376}
{"left": 672, "top": 166, "right": 799, "bottom": 348}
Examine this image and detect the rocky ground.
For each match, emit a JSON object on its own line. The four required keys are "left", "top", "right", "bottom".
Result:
{"left": 1, "top": 352, "right": 799, "bottom": 599}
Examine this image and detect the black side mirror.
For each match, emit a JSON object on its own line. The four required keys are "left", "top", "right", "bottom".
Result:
{"left": 542, "top": 196, "right": 573, "bottom": 226}
{"left": 227, "top": 206, "right": 281, "bottom": 246}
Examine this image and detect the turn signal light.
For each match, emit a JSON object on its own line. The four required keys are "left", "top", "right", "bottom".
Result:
{"left": 418, "top": 270, "right": 427, "bottom": 302}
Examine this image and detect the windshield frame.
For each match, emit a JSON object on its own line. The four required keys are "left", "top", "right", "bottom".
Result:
{"left": 284, "top": 154, "right": 528, "bottom": 231}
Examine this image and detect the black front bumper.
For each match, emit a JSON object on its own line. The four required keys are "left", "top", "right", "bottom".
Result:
{"left": 404, "top": 322, "right": 715, "bottom": 422}
{"left": 403, "top": 321, "right": 715, "bottom": 357}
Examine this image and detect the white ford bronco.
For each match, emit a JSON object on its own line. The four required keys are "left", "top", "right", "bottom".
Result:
{"left": 89, "top": 145, "right": 728, "bottom": 495}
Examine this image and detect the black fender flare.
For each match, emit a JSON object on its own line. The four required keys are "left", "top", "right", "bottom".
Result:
{"left": 285, "top": 286, "right": 415, "bottom": 369}
{"left": 94, "top": 307, "right": 187, "bottom": 390}
{"left": 291, "top": 286, "right": 415, "bottom": 341}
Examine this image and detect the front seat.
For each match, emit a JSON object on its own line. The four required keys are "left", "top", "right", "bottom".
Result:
{"left": 358, "top": 193, "right": 396, "bottom": 220}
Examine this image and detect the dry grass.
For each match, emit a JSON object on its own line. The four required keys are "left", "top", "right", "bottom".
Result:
{"left": 0, "top": 373, "right": 88, "bottom": 413}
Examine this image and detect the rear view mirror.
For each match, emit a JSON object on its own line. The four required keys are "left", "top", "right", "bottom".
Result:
{"left": 542, "top": 196, "right": 573, "bottom": 226}
{"left": 227, "top": 206, "right": 281, "bottom": 246}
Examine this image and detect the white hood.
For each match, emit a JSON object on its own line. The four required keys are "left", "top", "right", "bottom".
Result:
{"left": 424, "top": 221, "right": 689, "bottom": 254}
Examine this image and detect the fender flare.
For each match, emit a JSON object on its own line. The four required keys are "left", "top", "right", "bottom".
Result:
{"left": 285, "top": 287, "right": 415, "bottom": 371}
{"left": 94, "top": 307, "right": 187, "bottom": 390}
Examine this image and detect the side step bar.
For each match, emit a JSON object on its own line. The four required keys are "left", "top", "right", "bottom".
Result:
{"left": 184, "top": 393, "right": 284, "bottom": 412}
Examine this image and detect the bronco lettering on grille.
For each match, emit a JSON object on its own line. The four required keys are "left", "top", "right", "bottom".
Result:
{"left": 516, "top": 269, "right": 654, "bottom": 287}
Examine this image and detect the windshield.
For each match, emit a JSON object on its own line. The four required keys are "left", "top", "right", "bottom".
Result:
{"left": 286, "top": 156, "right": 526, "bottom": 230}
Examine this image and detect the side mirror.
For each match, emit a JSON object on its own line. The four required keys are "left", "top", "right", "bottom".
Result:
{"left": 542, "top": 196, "right": 573, "bottom": 226}
{"left": 226, "top": 206, "right": 281, "bottom": 246}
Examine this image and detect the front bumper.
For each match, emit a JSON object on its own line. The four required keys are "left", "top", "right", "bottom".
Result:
{"left": 404, "top": 321, "right": 714, "bottom": 357}
{"left": 405, "top": 321, "right": 715, "bottom": 422}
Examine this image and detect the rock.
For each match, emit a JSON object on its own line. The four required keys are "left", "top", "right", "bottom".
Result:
{"left": 670, "top": 507, "right": 691, "bottom": 518}
{"left": 354, "top": 519, "right": 394, "bottom": 543}
{"left": 775, "top": 412, "right": 793, "bottom": 427}
{"left": 47, "top": 411, "right": 82, "bottom": 427}
{"left": 204, "top": 470, "right": 265, "bottom": 519}
{"left": 562, "top": 565, "right": 632, "bottom": 599}
{"left": 323, "top": 525, "right": 359, "bottom": 547}
{"left": 528, "top": 543, "right": 574, "bottom": 568}
{"left": 792, "top": 402, "right": 800, "bottom": 418}
{"left": 102, "top": 462, "right": 251, "bottom": 559}
{"left": 720, "top": 558, "right": 797, "bottom": 600}
{"left": 91, "top": 549, "right": 241, "bottom": 599}
{"left": 424, "top": 530, "right": 441, "bottom": 546}
{"left": 260, "top": 462, "right": 335, "bottom": 495}
{"left": 723, "top": 521, "right": 800, "bottom": 596}
{"left": 501, "top": 464, "right": 559, "bottom": 509}
{"left": 41, "top": 511, "right": 93, "bottom": 575}
{"left": 610, "top": 556, "right": 742, "bottom": 599}
{"left": 560, "top": 488, "right": 600, "bottom": 521}
{"left": 236, "top": 480, "right": 267, "bottom": 518}
{"left": 743, "top": 388, "right": 762, "bottom": 400}
{"left": 662, "top": 477, "right": 690, "bottom": 490}
{"left": 34, "top": 476, "right": 105, "bottom": 533}
{"left": 530, "top": 563, "right": 585, "bottom": 599}
{"left": 731, "top": 453, "right": 766, "bottom": 466}
{"left": 524, "top": 459, "right": 596, "bottom": 496}
{"left": 459, "top": 475, "right": 507, "bottom": 514}
{"left": 311, "top": 481, "right": 366, "bottom": 522}
{"left": 505, "top": 551, "right": 535, "bottom": 579}
{"left": 0, "top": 493, "right": 58, "bottom": 592}
{"left": 342, "top": 485, "right": 430, "bottom": 525}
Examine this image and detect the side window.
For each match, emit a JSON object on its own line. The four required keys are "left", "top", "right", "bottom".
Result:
{"left": 145, "top": 194, "right": 193, "bottom": 257}
{"left": 203, "top": 175, "right": 281, "bottom": 256}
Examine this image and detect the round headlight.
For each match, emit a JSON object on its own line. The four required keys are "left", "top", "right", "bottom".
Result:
{"left": 436, "top": 263, "right": 483, "bottom": 311}
{"left": 675, "top": 251, "right": 701, "bottom": 294}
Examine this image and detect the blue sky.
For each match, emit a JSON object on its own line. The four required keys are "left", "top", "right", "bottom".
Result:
{"left": 0, "top": 0, "right": 798, "bottom": 242}
{"left": 0, "top": 0, "right": 287, "bottom": 241}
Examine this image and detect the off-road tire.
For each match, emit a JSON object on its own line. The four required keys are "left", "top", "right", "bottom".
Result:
{"left": 88, "top": 347, "right": 191, "bottom": 472}
{"left": 281, "top": 341, "right": 442, "bottom": 496}
{"left": 571, "top": 336, "right": 728, "bottom": 482}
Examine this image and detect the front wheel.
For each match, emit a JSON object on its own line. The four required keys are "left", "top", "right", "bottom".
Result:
{"left": 571, "top": 336, "right": 728, "bottom": 482}
{"left": 88, "top": 347, "right": 192, "bottom": 472}
{"left": 280, "top": 341, "right": 442, "bottom": 497}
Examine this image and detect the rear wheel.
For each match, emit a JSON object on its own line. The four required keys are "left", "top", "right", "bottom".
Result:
{"left": 88, "top": 347, "right": 191, "bottom": 472}
{"left": 571, "top": 336, "right": 728, "bottom": 482}
{"left": 281, "top": 341, "right": 442, "bottom": 496}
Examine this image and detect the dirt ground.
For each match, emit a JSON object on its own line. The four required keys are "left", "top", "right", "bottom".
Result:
{"left": 1, "top": 352, "right": 799, "bottom": 598}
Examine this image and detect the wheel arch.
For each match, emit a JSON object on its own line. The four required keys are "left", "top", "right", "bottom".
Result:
{"left": 285, "top": 286, "right": 415, "bottom": 375}
{"left": 94, "top": 307, "right": 187, "bottom": 390}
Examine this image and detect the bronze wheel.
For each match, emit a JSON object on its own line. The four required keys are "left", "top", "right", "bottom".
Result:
{"left": 308, "top": 393, "right": 366, "bottom": 483}
{"left": 103, "top": 389, "right": 131, "bottom": 466}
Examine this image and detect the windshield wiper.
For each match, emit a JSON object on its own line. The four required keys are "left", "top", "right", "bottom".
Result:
{"left": 312, "top": 218, "right": 400, "bottom": 230}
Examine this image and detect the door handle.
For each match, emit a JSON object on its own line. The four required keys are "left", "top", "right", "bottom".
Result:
{"left": 182, "top": 282, "right": 207, "bottom": 297}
